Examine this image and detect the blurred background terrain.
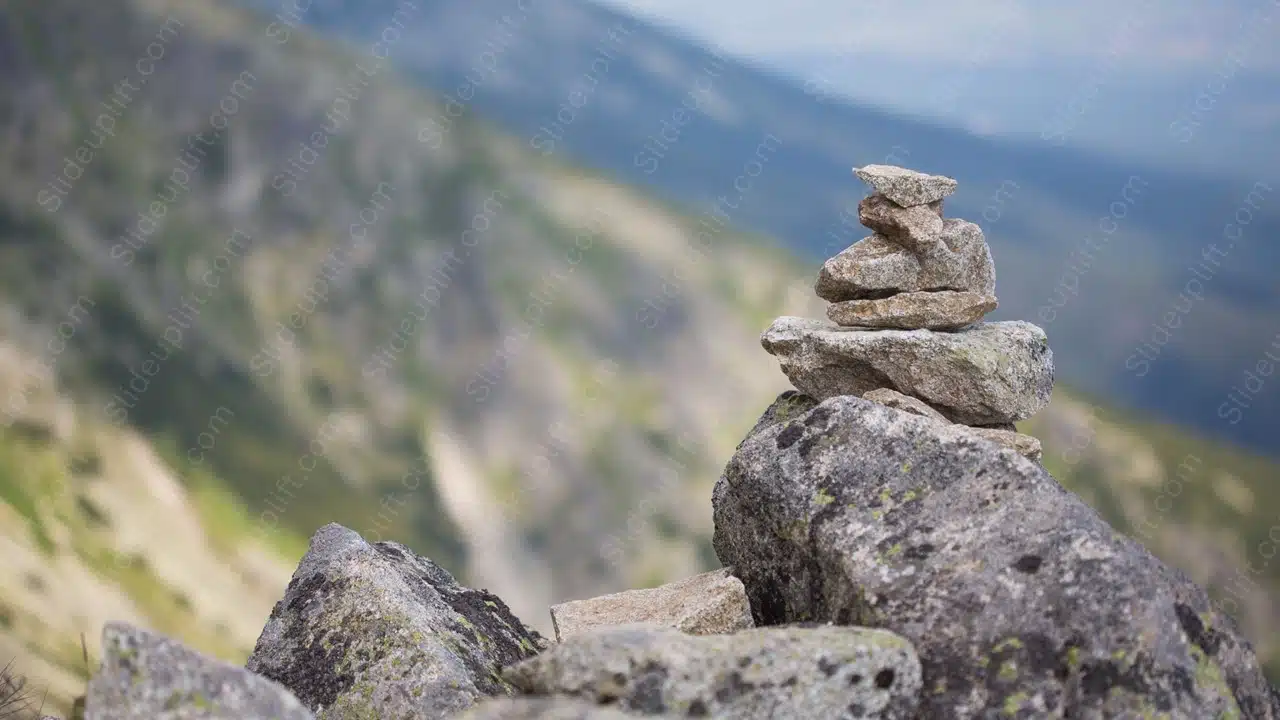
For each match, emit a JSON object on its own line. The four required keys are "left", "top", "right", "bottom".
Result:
{"left": 0, "top": 0, "right": 1276, "bottom": 713}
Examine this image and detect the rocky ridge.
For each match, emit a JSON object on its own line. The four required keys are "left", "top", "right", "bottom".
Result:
{"left": 66, "top": 168, "right": 1280, "bottom": 719}
{"left": 768, "top": 165, "right": 1052, "bottom": 460}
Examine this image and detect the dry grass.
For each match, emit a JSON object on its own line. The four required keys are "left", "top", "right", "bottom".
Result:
{"left": 0, "top": 658, "right": 47, "bottom": 719}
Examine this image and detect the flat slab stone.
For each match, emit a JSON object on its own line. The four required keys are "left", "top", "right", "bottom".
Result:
{"left": 815, "top": 219, "right": 994, "bottom": 303}
{"left": 550, "top": 568, "right": 752, "bottom": 642}
{"left": 827, "top": 291, "right": 996, "bottom": 330}
{"left": 85, "top": 622, "right": 314, "bottom": 719}
{"left": 761, "top": 317, "right": 1053, "bottom": 425}
{"left": 504, "top": 624, "right": 921, "bottom": 718}
{"left": 854, "top": 165, "right": 958, "bottom": 207}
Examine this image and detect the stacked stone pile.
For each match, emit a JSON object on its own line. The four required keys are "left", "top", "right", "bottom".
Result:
{"left": 763, "top": 164, "right": 1052, "bottom": 460}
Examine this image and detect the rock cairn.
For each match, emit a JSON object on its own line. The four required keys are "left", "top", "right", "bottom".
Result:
{"left": 763, "top": 164, "right": 1053, "bottom": 460}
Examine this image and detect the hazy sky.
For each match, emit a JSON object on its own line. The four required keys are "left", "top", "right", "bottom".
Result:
{"left": 594, "top": 0, "right": 1280, "bottom": 72}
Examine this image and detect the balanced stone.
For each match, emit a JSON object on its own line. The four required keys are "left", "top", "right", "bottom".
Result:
{"left": 857, "top": 193, "right": 945, "bottom": 253}
{"left": 854, "top": 165, "right": 957, "bottom": 207}
{"left": 761, "top": 316, "right": 1053, "bottom": 425}
{"left": 549, "top": 567, "right": 753, "bottom": 642}
{"left": 826, "top": 290, "right": 996, "bottom": 330}
{"left": 815, "top": 219, "right": 995, "bottom": 303}
{"left": 504, "top": 624, "right": 921, "bottom": 718}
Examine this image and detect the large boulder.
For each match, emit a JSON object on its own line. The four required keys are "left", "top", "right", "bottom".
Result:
{"left": 84, "top": 622, "right": 314, "bottom": 719}
{"left": 761, "top": 317, "right": 1053, "bottom": 425}
{"left": 550, "top": 568, "right": 753, "bottom": 642}
{"left": 246, "top": 523, "right": 548, "bottom": 719}
{"left": 713, "top": 394, "right": 1278, "bottom": 718}
{"left": 504, "top": 624, "right": 921, "bottom": 718}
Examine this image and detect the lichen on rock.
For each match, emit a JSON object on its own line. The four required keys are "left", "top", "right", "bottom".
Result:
{"left": 712, "top": 393, "right": 1278, "bottom": 718}
{"left": 246, "top": 524, "right": 548, "bottom": 719}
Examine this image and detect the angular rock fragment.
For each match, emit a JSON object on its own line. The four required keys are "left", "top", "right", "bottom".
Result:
{"left": 815, "top": 220, "right": 995, "bottom": 302}
{"left": 854, "top": 165, "right": 957, "bottom": 207}
{"left": 505, "top": 624, "right": 921, "bottom": 719}
{"left": 862, "top": 388, "right": 947, "bottom": 422}
{"left": 455, "top": 697, "right": 657, "bottom": 719}
{"left": 826, "top": 291, "right": 996, "bottom": 330}
{"left": 550, "top": 568, "right": 752, "bottom": 642}
{"left": 762, "top": 316, "right": 1053, "bottom": 425}
{"left": 84, "top": 622, "right": 314, "bottom": 719}
{"left": 856, "top": 193, "right": 946, "bottom": 254}
{"left": 964, "top": 426, "right": 1042, "bottom": 461}
{"left": 713, "top": 394, "right": 1278, "bottom": 719}
{"left": 247, "top": 523, "right": 548, "bottom": 719}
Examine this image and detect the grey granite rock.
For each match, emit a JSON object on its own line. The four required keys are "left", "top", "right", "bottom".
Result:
{"left": 761, "top": 316, "right": 1053, "bottom": 425}
{"left": 965, "top": 426, "right": 1043, "bottom": 461}
{"left": 247, "top": 523, "right": 548, "bottom": 719}
{"left": 550, "top": 568, "right": 752, "bottom": 642}
{"left": 815, "top": 220, "right": 995, "bottom": 303}
{"left": 742, "top": 390, "right": 820, "bottom": 443}
{"left": 713, "top": 394, "right": 1278, "bottom": 719}
{"left": 504, "top": 624, "right": 920, "bottom": 719}
{"left": 826, "top": 291, "right": 996, "bottom": 330}
{"left": 862, "top": 388, "right": 948, "bottom": 422}
{"left": 454, "top": 698, "right": 655, "bottom": 719}
{"left": 854, "top": 165, "right": 957, "bottom": 207}
{"left": 84, "top": 622, "right": 313, "bottom": 719}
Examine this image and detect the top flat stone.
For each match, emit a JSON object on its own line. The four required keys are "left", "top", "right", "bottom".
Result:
{"left": 854, "top": 165, "right": 958, "bottom": 207}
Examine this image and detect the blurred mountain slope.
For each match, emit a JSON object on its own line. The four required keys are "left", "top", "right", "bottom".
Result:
{"left": 0, "top": 0, "right": 823, "bottom": 699}
{"left": 266, "top": 0, "right": 1280, "bottom": 457}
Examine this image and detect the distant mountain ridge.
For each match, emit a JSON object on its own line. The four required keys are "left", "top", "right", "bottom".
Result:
{"left": 255, "top": 0, "right": 1280, "bottom": 457}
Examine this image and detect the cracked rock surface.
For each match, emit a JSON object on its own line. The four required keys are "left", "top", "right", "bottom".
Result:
{"left": 712, "top": 393, "right": 1278, "bottom": 719}
{"left": 505, "top": 623, "right": 921, "bottom": 719}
